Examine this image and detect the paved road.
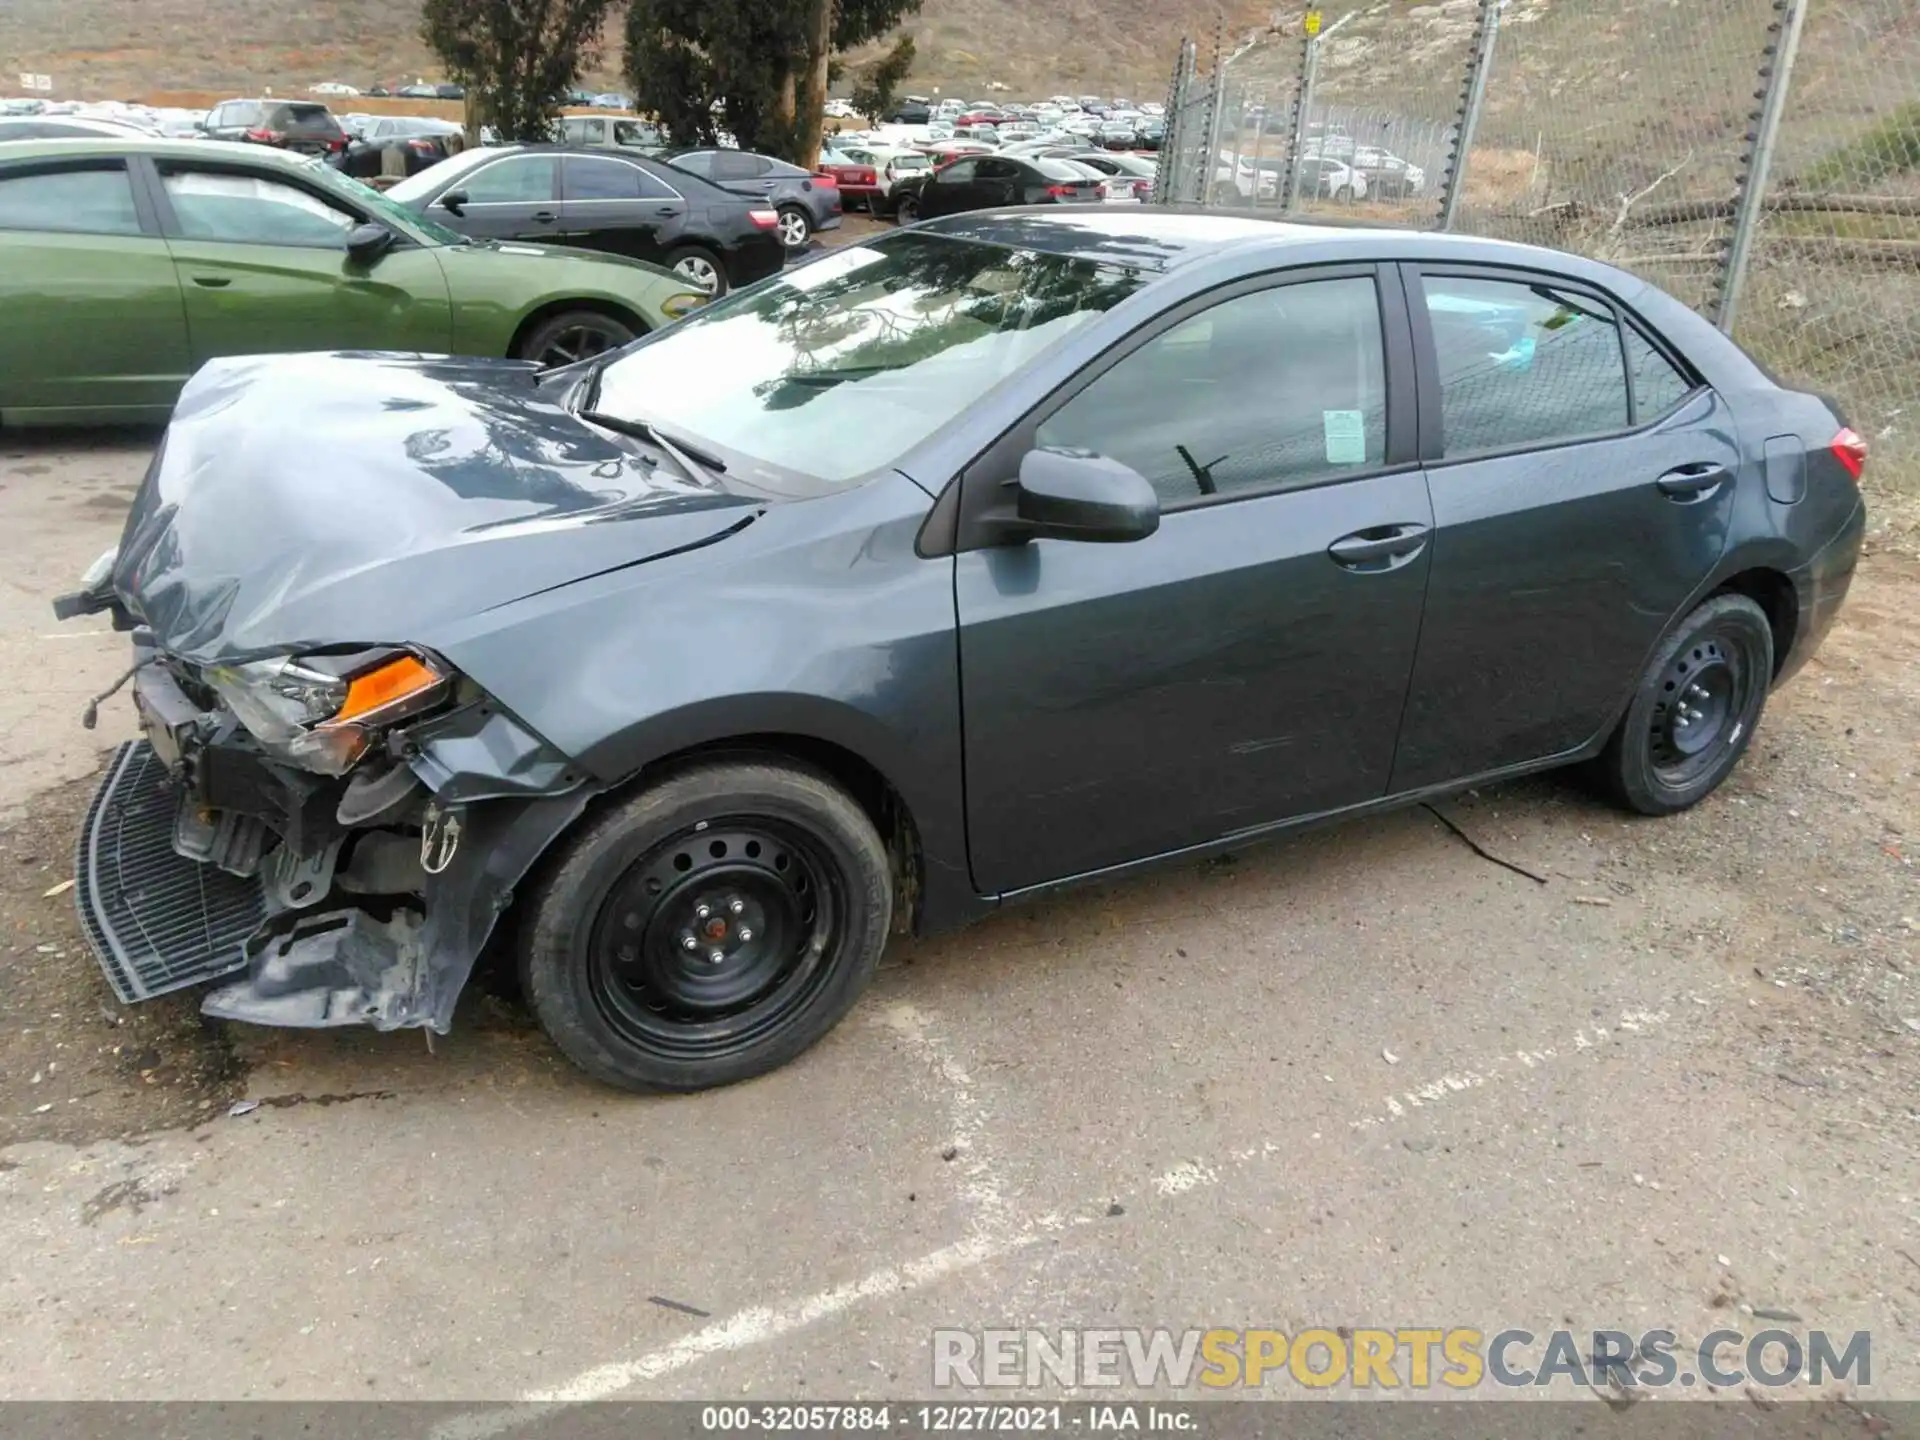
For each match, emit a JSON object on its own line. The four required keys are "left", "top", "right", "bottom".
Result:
{"left": 0, "top": 435, "right": 1914, "bottom": 1408}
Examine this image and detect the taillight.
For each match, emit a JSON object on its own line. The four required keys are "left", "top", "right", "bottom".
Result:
{"left": 1831, "top": 426, "right": 1868, "bottom": 481}
{"left": 747, "top": 208, "right": 779, "bottom": 228}
{"left": 1044, "top": 184, "right": 1076, "bottom": 198}
{"left": 245, "top": 127, "right": 278, "bottom": 142}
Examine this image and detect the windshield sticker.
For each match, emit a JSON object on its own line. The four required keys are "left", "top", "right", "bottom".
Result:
{"left": 1323, "top": 410, "right": 1366, "bottom": 465}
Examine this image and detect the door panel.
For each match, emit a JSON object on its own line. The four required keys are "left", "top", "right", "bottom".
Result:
{"left": 957, "top": 475, "right": 1432, "bottom": 893}
{"left": 1390, "top": 268, "right": 1739, "bottom": 789}
{"left": 0, "top": 163, "right": 189, "bottom": 416}
{"left": 955, "top": 269, "right": 1427, "bottom": 895}
{"left": 438, "top": 154, "right": 561, "bottom": 242}
{"left": 559, "top": 154, "right": 684, "bottom": 263}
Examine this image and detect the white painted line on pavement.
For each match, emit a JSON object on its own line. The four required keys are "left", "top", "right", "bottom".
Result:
{"left": 434, "top": 1001, "right": 1685, "bottom": 1430}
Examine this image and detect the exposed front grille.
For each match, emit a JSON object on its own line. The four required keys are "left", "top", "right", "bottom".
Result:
{"left": 75, "top": 740, "right": 265, "bottom": 1003}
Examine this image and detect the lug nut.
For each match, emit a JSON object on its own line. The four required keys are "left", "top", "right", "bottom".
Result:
{"left": 695, "top": 903, "right": 711, "bottom": 920}
{"left": 681, "top": 934, "right": 698, "bottom": 951}
{"left": 729, "top": 898, "right": 746, "bottom": 915}
{"left": 738, "top": 927, "right": 754, "bottom": 942}
{"left": 707, "top": 948, "right": 725, "bottom": 965}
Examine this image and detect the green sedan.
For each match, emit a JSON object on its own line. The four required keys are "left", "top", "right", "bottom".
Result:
{"left": 0, "top": 137, "right": 708, "bottom": 426}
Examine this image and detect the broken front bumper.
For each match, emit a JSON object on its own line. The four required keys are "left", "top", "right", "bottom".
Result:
{"left": 74, "top": 675, "right": 598, "bottom": 1033}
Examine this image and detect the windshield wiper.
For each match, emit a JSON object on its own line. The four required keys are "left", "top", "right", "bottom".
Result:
{"left": 581, "top": 409, "right": 729, "bottom": 484}
{"left": 574, "top": 358, "right": 728, "bottom": 482}
{"left": 779, "top": 364, "right": 896, "bottom": 389}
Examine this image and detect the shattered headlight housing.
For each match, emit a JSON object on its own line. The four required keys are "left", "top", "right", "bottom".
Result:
{"left": 204, "top": 650, "right": 451, "bottom": 776}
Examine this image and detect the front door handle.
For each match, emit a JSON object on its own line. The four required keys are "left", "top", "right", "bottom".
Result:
{"left": 190, "top": 275, "right": 232, "bottom": 288}
{"left": 531, "top": 210, "right": 559, "bottom": 223}
{"left": 1656, "top": 462, "right": 1731, "bottom": 499}
{"left": 1328, "top": 523, "right": 1430, "bottom": 570}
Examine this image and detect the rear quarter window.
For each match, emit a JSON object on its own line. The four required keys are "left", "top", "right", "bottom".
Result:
{"left": 0, "top": 164, "right": 142, "bottom": 236}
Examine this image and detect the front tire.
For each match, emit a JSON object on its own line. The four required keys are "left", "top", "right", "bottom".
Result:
{"left": 895, "top": 195, "right": 920, "bottom": 225}
{"left": 520, "top": 759, "right": 892, "bottom": 1092}
{"left": 1594, "top": 594, "right": 1774, "bottom": 816}
{"left": 513, "top": 309, "right": 635, "bottom": 368}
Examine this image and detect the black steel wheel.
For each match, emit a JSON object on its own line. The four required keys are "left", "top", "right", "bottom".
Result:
{"left": 514, "top": 309, "right": 636, "bottom": 369}
{"left": 1595, "top": 593, "right": 1774, "bottom": 816}
{"left": 520, "top": 759, "right": 891, "bottom": 1092}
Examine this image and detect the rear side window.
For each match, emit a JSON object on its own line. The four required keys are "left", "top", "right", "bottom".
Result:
{"left": 567, "top": 156, "right": 674, "bottom": 200}
{"left": 1623, "top": 323, "right": 1695, "bottom": 419}
{"left": 0, "top": 165, "right": 142, "bottom": 236}
{"left": 1422, "top": 274, "right": 1629, "bottom": 459}
{"left": 712, "top": 151, "right": 771, "bottom": 181}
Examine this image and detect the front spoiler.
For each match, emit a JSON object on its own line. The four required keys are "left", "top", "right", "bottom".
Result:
{"left": 75, "top": 739, "right": 596, "bottom": 1033}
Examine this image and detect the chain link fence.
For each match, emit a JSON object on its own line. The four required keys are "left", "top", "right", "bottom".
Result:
{"left": 1156, "top": 1, "right": 1920, "bottom": 501}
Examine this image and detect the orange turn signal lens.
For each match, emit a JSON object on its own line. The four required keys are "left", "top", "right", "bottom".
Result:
{"left": 327, "top": 654, "right": 446, "bottom": 727}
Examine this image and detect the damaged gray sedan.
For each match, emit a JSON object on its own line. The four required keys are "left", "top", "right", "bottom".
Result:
{"left": 57, "top": 213, "right": 1865, "bottom": 1091}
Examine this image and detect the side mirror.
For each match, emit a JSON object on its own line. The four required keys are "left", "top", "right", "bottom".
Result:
{"left": 1014, "top": 448, "right": 1160, "bottom": 544}
{"left": 345, "top": 222, "right": 396, "bottom": 265}
{"left": 438, "top": 187, "right": 469, "bottom": 216}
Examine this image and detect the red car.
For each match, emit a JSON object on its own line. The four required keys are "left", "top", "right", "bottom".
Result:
{"left": 955, "top": 111, "right": 1006, "bottom": 128}
{"left": 818, "top": 147, "right": 882, "bottom": 209}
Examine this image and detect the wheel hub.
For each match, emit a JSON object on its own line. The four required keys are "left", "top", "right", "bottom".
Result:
{"left": 1650, "top": 638, "right": 1738, "bottom": 769}
{"left": 590, "top": 824, "right": 830, "bottom": 1026}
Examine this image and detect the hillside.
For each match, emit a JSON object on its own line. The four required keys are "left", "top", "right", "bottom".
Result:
{"left": 0, "top": 0, "right": 1268, "bottom": 104}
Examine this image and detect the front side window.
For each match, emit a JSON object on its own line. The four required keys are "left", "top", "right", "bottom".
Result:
{"left": 1422, "top": 274, "right": 1630, "bottom": 459}
{"left": 1038, "top": 275, "right": 1388, "bottom": 507}
{"left": 934, "top": 159, "right": 979, "bottom": 184}
{"left": 162, "top": 168, "right": 357, "bottom": 246}
{"left": 591, "top": 231, "right": 1147, "bottom": 488}
{"left": 460, "top": 156, "right": 557, "bottom": 203}
{"left": 0, "top": 164, "right": 142, "bottom": 236}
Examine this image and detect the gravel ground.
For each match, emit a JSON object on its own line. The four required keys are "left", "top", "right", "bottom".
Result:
{"left": 0, "top": 404, "right": 1914, "bottom": 1409}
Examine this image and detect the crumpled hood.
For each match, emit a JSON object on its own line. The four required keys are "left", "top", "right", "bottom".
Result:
{"left": 114, "top": 352, "right": 759, "bottom": 663}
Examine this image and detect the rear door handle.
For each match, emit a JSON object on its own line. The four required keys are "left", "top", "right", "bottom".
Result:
{"left": 1328, "top": 523, "right": 1430, "bottom": 570}
{"left": 532, "top": 210, "right": 558, "bottom": 223}
{"left": 190, "top": 275, "right": 231, "bottom": 288}
{"left": 1656, "top": 462, "right": 1731, "bottom": 499}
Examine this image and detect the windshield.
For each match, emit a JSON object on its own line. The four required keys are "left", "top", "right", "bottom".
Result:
{"left": 305, "top": 157, "right": 468, "bottom": 245}
{"left": 590, "top": 230, "right": 1147, "bottom": 488}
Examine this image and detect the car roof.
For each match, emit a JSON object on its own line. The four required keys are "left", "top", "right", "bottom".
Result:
{"left": 915, "top": 207, "right": 1653, "bottom": 285}
{"left": 0, "top": 135, "right": 316, "bottom": 167}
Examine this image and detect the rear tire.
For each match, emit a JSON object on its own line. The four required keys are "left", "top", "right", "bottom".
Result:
{"left": 513, "top": 309, "right": 635, "bottom": 369}
{"left": 1593, "top": 594, "right": 1773, "bottom": 816}
{"left": 519, "top": 759, "right": 892, "bottom": 1093}
{"left": 776, "top": 204, "right": 812, "bottom": 249}
{"left": 664, "top": 245, "right": 728, "bottom": 296}
{"left": 895, "top": 195, "right": 921, "bottom": 225}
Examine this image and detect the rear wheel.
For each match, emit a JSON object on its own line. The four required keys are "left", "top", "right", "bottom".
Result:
{"left": 664, "top": 245, "right": 728, "bottom": 296}
{"left": 513, "top": 309, "right": 635, "bottom": 369}
{"left": 520, "top": 759, "right": 892, "bottom": 1092}
{"left": 895, "top": 194, "right": 921, "bottom": 225}
{"left": 1594, "top": 594, "right": 1774, "bottom": 816}
{"left": 776, "top": 205, "right": 812, "bottom": 249}
{"left": 1333, "top": 184, "right": 1356, "bottom": 204}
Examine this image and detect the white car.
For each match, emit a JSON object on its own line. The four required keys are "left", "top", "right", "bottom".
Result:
{"left": 824, "top": 98, "right": 856, "bottom": 118}
{"left": 309, "top": 81, "right": 360, "bottom": 97}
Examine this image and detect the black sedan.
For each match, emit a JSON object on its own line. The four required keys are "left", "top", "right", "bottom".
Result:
{"left": 386, "top": 144, "right": 787, "bottom": 294}
{"left": 339, "top": 115, "right": 464, "bottom": 180}
{"left": 666, "top": 148, "right": 842, "bottom": 250}
{"left": 892, "top": 154, "right": 1104, "bottom": 222}
{"left": 57, "top": 212, "right": 1865, "bottom": 1094}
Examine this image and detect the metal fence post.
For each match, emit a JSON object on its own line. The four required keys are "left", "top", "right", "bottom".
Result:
{"left": 1282, "top": 28, "right": 1320, "bottom": 212}
{"left": 1437, "top": 0, "right": 1504, "bottom": 231}
{"left": 1197, "top": 17, "right": 1230, "bottom": 206}
{"left": 1715, "top": 0, "right": 1810, "bottom": 333}
{"left": 1152, "top": 38, "right": 1193, "bottom": 205}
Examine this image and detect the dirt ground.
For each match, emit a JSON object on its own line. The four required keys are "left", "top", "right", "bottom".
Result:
{"left": 0, "top": 425, "right": 1916, "bottom": 1406}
